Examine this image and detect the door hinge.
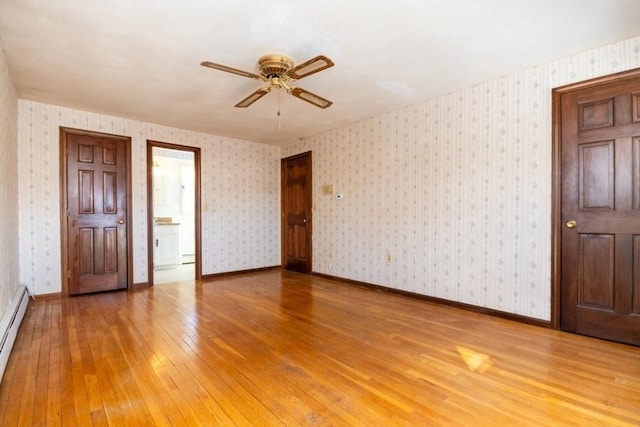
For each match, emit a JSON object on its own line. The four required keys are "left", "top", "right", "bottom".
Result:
{"left": 67, "top": 269, "right": 70, "bottom": 278}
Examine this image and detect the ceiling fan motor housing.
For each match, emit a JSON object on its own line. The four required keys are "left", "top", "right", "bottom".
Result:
{"left": 258, "top": 54, "right": 293, "bottom": 78}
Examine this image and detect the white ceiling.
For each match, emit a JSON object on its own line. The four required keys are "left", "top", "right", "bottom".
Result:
{"left": 0, "top": 1, "right": 638, "bottom": 146}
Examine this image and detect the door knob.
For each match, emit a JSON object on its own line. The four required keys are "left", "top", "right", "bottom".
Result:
{"left": 566, "top": 220, "right": 577, "bottom": 229}
{"left": 303, "top": 218, "right": 308, "bottom": 224}
{"left": 118, "top": 219, "right": 124, "bottom": 224}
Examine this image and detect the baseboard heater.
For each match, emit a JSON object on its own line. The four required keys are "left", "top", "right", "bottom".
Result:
{"left": 0, "top": 285, "right": 29, "bottom": 382}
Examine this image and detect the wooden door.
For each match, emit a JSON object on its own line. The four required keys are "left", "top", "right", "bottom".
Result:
{"left": 65, "top": 130, "right": 129, "bottom": 295}
{"left": 556, "top": 69, "right": 640, "bottom": 345}
{"left": 281, "top": 152, "right": 312, "bottom": 273}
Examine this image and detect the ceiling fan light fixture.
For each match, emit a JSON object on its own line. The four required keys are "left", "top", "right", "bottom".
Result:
{"left": 201, "top": 53, "right": 334, "bottom": 109}
{"left": 269, "top": 76, "right": 287, "bottom": 89}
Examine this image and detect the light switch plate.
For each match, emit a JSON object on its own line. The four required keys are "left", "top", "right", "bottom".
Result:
{"left": 322, "top": 184, "right": 334, "bottom": 195}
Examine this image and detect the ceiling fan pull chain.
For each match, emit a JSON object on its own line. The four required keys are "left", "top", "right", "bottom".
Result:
{"left": 277, "top": 88, "right": 282, "bottom": 131}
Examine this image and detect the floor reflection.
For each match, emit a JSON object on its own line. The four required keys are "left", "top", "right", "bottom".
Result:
{"left": 456, "top": 345, "right": 494, "bottom": 373}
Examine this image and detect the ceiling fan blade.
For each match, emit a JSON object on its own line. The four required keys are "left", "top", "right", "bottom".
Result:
{"left": 286, "top": 55, "right": 334, "bottom": 80}
{"left": 200, "top": 61, "right": 263, "bottom": 80}
{"left": 235, "top": 87, "right": 271, "bottom": 108}
{"left": 289, "top": 86, "right": 333, "bottom": 109}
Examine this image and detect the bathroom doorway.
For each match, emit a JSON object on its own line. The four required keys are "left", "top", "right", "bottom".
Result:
{"left": 147, "top": 141, "right": 201, "bottom": 285}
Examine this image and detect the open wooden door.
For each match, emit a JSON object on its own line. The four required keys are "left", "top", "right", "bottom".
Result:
{"left": 281, "top": 152, "right": 312, "bottom": 273}
{"left": 553, "top": 69, "right": 640, "bottom": 346}
{"left": 61, "top": 128, "right": 131, "bottom": 295}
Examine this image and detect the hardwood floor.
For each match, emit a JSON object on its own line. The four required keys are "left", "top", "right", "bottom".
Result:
{"left": 1, "top": 269, "right": 638, "bottom": 426}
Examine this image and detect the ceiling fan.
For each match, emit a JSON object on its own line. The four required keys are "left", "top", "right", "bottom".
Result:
{"left": 201, "top": 54, "right": 334, "bottom": 109}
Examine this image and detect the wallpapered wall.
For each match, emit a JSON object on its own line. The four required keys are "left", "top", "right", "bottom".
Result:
{"left": 18, "top": 102, "right": 281, "bottom": 295}
{"left": 10, "top": 35, "right": 640, "bottom": 318}
{"left": 0, "top": 39, "right": 19, "bottom": 319}
{"left": 283, "top": 36, "right": 640, "bottom": 321}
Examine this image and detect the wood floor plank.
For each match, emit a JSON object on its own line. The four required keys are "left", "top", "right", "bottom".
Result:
{"left": 16, "top": 294, "right": 46, "bottom": 427}
{"left": 0, "top": 298, "right": 35, "bottom": 426}
{"left": 1, "top": 269, "right": 639, "bottom": 426}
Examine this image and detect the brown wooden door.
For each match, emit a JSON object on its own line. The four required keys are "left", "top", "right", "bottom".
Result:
{"left": 558, "top": 70, "right": 640, "bottom": 345}
{"left": 66, "top": 132, "right": 128, "bottom": 295}
{"left": 281, "top": 152, "right": 312, "bottom": 273}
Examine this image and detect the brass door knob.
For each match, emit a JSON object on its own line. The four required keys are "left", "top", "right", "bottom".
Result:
{"left": 566, "top": 220, "right": 577, "bottom": 229}
{"left": 118, "top": 219, "right": 125, "bottom": 224}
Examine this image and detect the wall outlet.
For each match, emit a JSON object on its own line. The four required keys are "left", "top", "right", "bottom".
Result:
{"left": 328, "top": 263, "right": 333, "bottom": 271}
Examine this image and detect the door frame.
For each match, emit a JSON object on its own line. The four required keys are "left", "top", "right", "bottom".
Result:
{"left": 59, "top": 127, "right": 133, "bottom": 297}
{"left": 550, "top": 67, "right": 640, "bottom": 329}
{"left": 281, "top": 151, "right": 313, "bottom": 273}
{"left": 146, "top": 140, "right": 202, "bottom": 285}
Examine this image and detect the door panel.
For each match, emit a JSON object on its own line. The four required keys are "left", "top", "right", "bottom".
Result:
{"left": 578, "top": 141, "right": 613, "bottom": 209}
{"left": 558, "top": 70, "right": 640, "bottom": 345}
{"left": 634, "top": 236, "right": 640, "bottom": 314}
{"left": 578, "top": 98, "right": 613, "bottom": 130}
{"left": 578, "top": 234, "right": 614, "bottom": 309}
{"left": 634, "top": 136, "right": 640, "bottom": 210}
{"left": 104, "top": 227, "right": 118, "bottom": 273}
{"left": 66, "top": 132, "right": 128, "bottom": 295}
{"left": 281, "top": 152, "right": 312, "bottom": 273}
{"left": 103, "top": 172, "right": 117, "bottom": 213}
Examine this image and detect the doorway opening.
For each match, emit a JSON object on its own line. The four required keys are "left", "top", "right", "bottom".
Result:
{"left": 147, "top": 141, "right": 201, "bottom": 285}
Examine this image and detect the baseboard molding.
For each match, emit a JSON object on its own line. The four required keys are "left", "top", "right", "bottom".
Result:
{"left": 136, "top": 265, "right": 280, "bottom": 287}
{"left": 31, "top": 292, "right": 61, "bottom": 301}
{"left": 202, "top": 265, "right": 280, "bottom": 281}
{"left": 0, "top": 285, "right": 29, "bottom": 382}
{"left": 313, "top": 272, "right": 551, "bottom": 328}
{"left": 131, "top": 282, "right": 150, "bottom": 290}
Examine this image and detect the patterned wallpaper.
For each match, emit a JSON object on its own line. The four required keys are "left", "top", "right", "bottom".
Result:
{"left": 17, "top": 102, "right": 281, "bottom": 295}
{"left": 10, "top": 34, "right": 640, "bottom": 319}
{"left": 283, "top": 35, "right": 640, "bottom": 321}
{"left": 0, "top": 39, "right": 19, "bottom": 320}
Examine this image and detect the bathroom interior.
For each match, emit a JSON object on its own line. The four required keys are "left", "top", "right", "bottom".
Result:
{"left": 151, "top": 147, "right": 196, "bottom": 284}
